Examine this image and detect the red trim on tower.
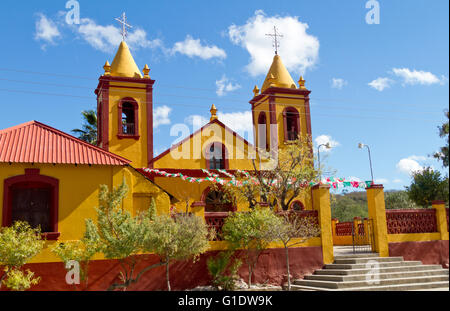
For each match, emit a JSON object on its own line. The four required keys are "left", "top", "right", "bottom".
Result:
{"left": 146, "top": 84, "right": 154, "bottom": 168}
{"left": 304, "top": 95, "right": 312, "bottom": 137}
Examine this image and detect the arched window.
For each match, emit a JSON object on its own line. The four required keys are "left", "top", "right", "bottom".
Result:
{"left": 283, "top": 107, "right": 300, "bottom": 141}
{"left": 205, "top": 142, "right": 228, "bottom": 170}
{"left": 257, "top": 112, "right": 269, "bottom": 151}
{"left": 291, "top": 200, "right": 304, "bottom": 211}
{"left": 2, "top": 169, "right": 59, "bottom": 240}
{"left": 202, "top": 187, "right": 235, "bottom": 213}
{"left": 118, "top": 98, "right": 139, "bottom": 138}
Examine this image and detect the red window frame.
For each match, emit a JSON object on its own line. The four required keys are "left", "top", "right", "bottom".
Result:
{"left": 204, "top": 142, "right": 229, "bottom": 170}
{"left": 117, "top": 97, "right": 140, "bottom": 139}
{"left": 283, "top": 107, "right": 300, "bottom": 142}
{"left": 290, "top": 200, "right": 305, "bottom": 211}
{"left": 257, "top": 111, "right": 269, "bottom": 151}
{"left": 2, "top": 169, "right": 60, "bottom": 240}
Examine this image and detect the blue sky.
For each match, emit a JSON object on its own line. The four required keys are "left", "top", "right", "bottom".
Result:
{"left": 0, "top": 0, "right": 448, "bottom": 191}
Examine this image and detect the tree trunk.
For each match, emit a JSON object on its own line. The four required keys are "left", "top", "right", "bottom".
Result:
{"left": 166, "top": 257, "right": 171, "bottom": 291}
{"left": 285, "top": 246, "right": 291, "bottom": 291}
{"left": 248, "top": 263, "right": 252, "bottom": 289}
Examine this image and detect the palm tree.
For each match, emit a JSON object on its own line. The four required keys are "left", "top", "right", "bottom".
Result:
{"left": 72, "top": 110, "right": 97, "bottom": 145}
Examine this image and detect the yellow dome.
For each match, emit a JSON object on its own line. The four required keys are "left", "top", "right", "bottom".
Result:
{"left": 261, "top": 55, "right": 296, "bottom": 92}
{"left": 110, "top": 41, "right": 142, "bottom": 78}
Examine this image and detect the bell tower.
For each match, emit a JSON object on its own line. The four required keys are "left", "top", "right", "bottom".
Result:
{"left": 95, "top": 40, "right": 155, "bottom": 168}
{"left": 250, "top": 54, "right": 312, "bottom": 153}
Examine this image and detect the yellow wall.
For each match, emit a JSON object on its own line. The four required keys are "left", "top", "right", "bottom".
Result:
{"left": 0, "top": 163, "right": 170, "bottom": 263}
{"left": 107, "top": 82, "right": 150, "bottom": 168}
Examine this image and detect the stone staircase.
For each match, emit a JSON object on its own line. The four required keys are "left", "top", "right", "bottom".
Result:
{"left": 289, "top": 253, "right": 449, "bottom": 291}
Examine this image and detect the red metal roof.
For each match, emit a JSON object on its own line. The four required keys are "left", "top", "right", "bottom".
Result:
{"left": 0, "top": 121, "right": 131, "bottom": 166}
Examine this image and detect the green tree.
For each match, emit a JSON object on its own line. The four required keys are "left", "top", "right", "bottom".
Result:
{"left": 222, "top": 208, "right": 279, "bottom": 288}
{"left": 144, "top": 213, "right": 212, "bottom": 291}
{"left": 207, "top": 251, "right": 242, "bottom": 291}
{"left": 331, "top": 194, "right": 368, "bottom": 222}
{"left": 405, "top": 167, "right": 449, "bottom": 207}
{"left": 385, "top": 191, "right": 419, "bottom": 210}
{"left": 433, "top": 110, "right": 449, "bottom": 168}
{"left": 0, "top": 222, "right": 44, "bottom": 291}
{"left": 72, "top": 110, "right": 97, "bottom": 145}
{"left": 271, "top": 212, "right": 320, "bottom": 291}
{"left": 222, "top": 135, "right": 322, "bottom": 211}
{"left": 53, "top": 182, "right": 211, "bottom": 291}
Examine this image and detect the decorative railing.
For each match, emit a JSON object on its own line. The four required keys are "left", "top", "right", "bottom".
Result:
{"left": 205, "top": 210, "right": 320, "bottom": 241}
{"left": 205, "top": 212, "right": 229, "bottom": 241}
{"left": 386, "top": 209, "right": 438, "bottom": 234}
{"left": 335, "top": 222, "right": 353, "bottom": 236}
{"left": 357, "top": 223, "right": 365, "bottom": 236}
{"left": 122, "top": 122, "right": 135, "bottom": 135}
{"left": 276, "top": 210, "right": 319, "bottom": 225}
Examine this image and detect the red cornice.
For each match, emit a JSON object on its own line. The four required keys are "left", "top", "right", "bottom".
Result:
{"left": 249, "top": 86, "right": 311, "bottom": 105}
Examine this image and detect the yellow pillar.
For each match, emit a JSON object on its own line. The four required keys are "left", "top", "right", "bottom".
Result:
{"left": 190, "top": 201, "right": 205, "bottom": 219}
{"left": 312, "top": 184, "right": 334, "bottom": 264}
{"left": 367, "top": 185, "right": 389, "bottom": 257}
{"left": 331, "top": 218, "right": 338, "bottom": 238}
{"left": 363, "top": 218, "right": 370, "bottom": 245}
{"left": 432, "top": 200, "right": 449, "bottom": 241}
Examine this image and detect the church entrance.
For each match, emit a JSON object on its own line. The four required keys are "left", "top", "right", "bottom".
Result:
{"left": 202, "top": 188, "right": 235, "bottom": 240}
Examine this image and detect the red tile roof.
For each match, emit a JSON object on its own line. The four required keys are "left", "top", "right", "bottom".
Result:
{"left": 0, "top": 121, "right": 130, "bottom": 166}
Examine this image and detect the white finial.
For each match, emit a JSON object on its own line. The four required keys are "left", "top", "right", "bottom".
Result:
{"left": 265, "top": 26, "right": 283, "bottom": 55}
{"left": 115, "top": 12, "right": 133, "bottom": 41}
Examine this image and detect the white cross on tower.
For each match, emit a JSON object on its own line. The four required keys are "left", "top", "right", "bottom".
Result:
{"left": 265, "top": 26, "right": 283, "bottom": 55}
{"left": 115, "top": 12, "right": 133, "bottom": 41}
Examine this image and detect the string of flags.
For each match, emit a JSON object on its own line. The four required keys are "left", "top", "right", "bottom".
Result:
{"left": 141, "top": 168, "right": 373, "bottom": 189}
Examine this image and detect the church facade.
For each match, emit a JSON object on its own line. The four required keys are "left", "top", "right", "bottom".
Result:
{"left": 0, "top": 40, "right": 325, "bottom": 290}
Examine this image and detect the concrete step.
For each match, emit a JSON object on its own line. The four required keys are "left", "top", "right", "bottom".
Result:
{"left": 294, "top": 275, "right": 448, "bottom": 289}
{"left": 315, "top": 264, "right": 445, "bottom": 276}
{"left": 346, "top": 281, "right": 450, "bottom": 291}
{"left": 305, "top": 269, "right": 448, "bottom": 282}
{"left": 289, "top": 281, "right": 450, "bottom": 291}
{"left": 334, "top": 253, "right": 379, "bottom": 259}
{"left": 324, "top": 260, "right": 423, "bottom": 270}
{"left": 334, "top": 257, "right": 404, "bottom": 264}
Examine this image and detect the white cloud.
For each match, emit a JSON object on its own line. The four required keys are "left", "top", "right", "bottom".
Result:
{"left": 393, "top": 179, "right": 403, "bottom": 183}
{"left": 408, "top": 155, "right": 427, "bottom": 161}
{"left": 76, "top": 18, "right": 161, "bottom": 52}
{"left": 392, "top": 68, "right": 443, "bottom": 86}
{"left": 331, "top": 78, "right": 347, "bottom": 89}
{"left": 153, "top": 105, "right": 172, "bottom": 128}
{"left": 35, "top": 13, "right": 61, "bottom": 45}
{"left": 228, "top": 10, "right": 319, "bottom": 76}
{"left": 396, "top": 156, "right": 425, "bottom": 175}
{"left": 368, "top": 77, "right": 394, "bottom": 91}
{"left": 375, "top": 178, "right": 389, "bottom": 184}
{"left": 314, "top": 135, "right": 340, "bottom": 152}
{"left": 171, "top": 35, "right": 226, "bottom": 60}
{"left": 215, "top": 75, "right": 241, "bottom": 96}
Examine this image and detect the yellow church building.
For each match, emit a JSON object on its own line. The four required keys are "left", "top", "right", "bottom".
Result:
{"left": 1, "top": 37, "right": 449, "bottom": 291}
{"left": 0, "top": 40, "right": 322, "bottom": 290}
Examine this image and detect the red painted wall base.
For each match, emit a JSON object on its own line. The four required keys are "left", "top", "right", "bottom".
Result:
{"left": 5, "top": 246, "right": 323, "bottom": 291}
{"left": 388, "top": 240, "right": 449, "bottom": 268}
